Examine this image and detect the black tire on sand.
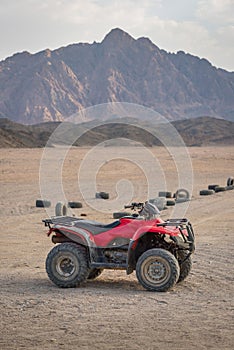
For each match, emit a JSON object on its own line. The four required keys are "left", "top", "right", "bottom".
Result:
{"left": 68, "top": 201, "right": 83, "bottom": 209}
{"left": 227, "top": 177, "right": 233, "bottom": 186}
{"left": 215, "top": 186, "right": 226, "bottom": 193}
{"left": 36, "top": 199, "right": 51, "bottom": 208}
{"left": 158, "top": 191, "right": 172, "bottom": 198}
{"left": 166, "top": 199, "right": 176, "bottom": 206}
{"left": 175, "top": 189, "right": 190, "bottom": 200}
{"left": 96, "top": 192, "right": 109, "bottom": 200}
{"left": 113, "top": 212, "right": 131, "bottom": 219}
{"left": 200, "top": 189, "right": 215, "bottom": 195}
{"left": 208, "top": 184, "right": 219, "bottom": 191}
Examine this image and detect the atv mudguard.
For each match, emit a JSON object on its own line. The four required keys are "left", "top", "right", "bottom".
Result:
{"left": 126, "top": 225, "right": 181, "bottom": 275}
{"left": 52, "top": 224, "right": 94, "bottom": 248}
{"left": 132, "top": 224, "right": 181, "bottom": 242}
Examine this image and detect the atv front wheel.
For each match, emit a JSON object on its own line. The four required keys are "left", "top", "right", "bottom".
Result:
{"left": 136, "top": 249, "right": 180, "bottom": 292}
{"left": 177, "top": 250, "right": 192, "bottom": 283}
{"left": 46, "top": 243, "right": 90, "bottom": 288}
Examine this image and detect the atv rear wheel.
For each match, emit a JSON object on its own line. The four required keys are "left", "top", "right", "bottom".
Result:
{"left": 46, "top": 243, "right": 90, "bottom": 288}
{"left": 87, "top": 268, "right": 104, "bottom": 280}
{"left": 136, "top": 249, "right": 180, "bottom": 292}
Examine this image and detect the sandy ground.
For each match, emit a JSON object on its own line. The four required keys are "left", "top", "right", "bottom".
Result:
{"left": 0, "top": 146, "right": 233, "bottom": 350}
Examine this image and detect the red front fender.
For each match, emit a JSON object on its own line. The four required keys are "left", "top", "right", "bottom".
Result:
{"left": 131, "top": 224, "right": 180, "bottom": 242}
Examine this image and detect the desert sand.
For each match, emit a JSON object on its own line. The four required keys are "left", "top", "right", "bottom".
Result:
{"left": 0, "top": 146, "right": 233, "bottom": 350}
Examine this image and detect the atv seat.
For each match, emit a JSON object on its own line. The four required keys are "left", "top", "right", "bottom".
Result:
{"left": 74, "top": 219, "right": 120, "bottom": 235}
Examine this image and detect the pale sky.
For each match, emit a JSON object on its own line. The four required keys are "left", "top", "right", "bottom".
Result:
{"left": 0, "top": 0, "right": 233, "bottom": 71}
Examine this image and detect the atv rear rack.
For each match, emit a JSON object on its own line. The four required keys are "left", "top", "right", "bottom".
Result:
{"left": 43, "top": 216, "right": 83, "bottom": 228}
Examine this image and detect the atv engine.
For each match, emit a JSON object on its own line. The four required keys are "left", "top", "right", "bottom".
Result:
{"left": 104, "top": 250, "right": 127, "bottom": 264}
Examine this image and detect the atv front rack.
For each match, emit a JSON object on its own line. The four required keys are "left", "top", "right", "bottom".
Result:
{"left": 157, "top": 218, "right": 195, "bottom": 253}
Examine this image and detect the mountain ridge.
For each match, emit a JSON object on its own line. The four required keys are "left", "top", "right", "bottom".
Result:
{"left": 0, "top": 28, "right": 233, "bottom": 124}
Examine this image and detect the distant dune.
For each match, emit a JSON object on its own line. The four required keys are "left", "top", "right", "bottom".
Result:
{"left": 0, "top": 116, "right": 233, "bottom": 148}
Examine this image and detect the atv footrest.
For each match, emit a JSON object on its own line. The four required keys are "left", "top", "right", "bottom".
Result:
{"left": 90, "top": 262, "right": 127, "bottom": 270}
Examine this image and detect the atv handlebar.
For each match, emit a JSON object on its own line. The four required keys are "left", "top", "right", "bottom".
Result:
{"left": 124, "top": 202, "right": 144, "bottom": 210}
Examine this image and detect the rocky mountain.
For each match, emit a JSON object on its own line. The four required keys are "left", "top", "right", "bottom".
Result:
{"left": 0, "top": 116, "right": 233, "bottom": 148}
{"left": 0, "top": 28, "right": 233, "bottom": 124}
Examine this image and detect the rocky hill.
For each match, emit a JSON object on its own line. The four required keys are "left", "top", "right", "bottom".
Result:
{"left": 0, "top": 116, "right": 233, "bottom": 148}
{"left": 0, "top": 28, "right": 233, "bottom": 124}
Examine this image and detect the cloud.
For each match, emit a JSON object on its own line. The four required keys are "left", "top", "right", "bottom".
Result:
{"left": 196, "top": 0, "right": 234, "bottom": 23}
{"left": 128, "top": 12, "right": 233, "bottom": 71}
{"left": 136, "top": 18, "right": 213, "bottom": 51}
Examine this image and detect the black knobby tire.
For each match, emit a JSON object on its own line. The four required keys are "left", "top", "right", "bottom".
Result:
{"left": 215, "top": 186, "right": 226, "bottom": 193}
{"left": 136, "top": 248, "right": 180, "bottom": 292}
{"left": 68, "top": 201, "right": 83, "bottom": 209}
{"left": 175, "top": 189, "right": 190, "bottom": 200}
{"left": 96, "top": 192, "right": 109, "bottom": 200}
{"left": 100, "top": 192, "right": 109, "bottom": 199}
{"left": 173, "top": 237, "right": 192, "bottom": 282}
{"left": 175, "top": 198, "right": 189, "bottom": 204}
{"left": 55, "top": 202, "right": 68, "bottom": 216}
{"left": 227, "top": 177, "right": 233, "bottom": 186}
{"left": 166, "top": 199, "right": 175, "bottom": 206}
{"left": 199, "top": 189, "right": 214, "bottom": 196}
{"left": 87, "top": 268, "right": 104, "bottom": 280}
{"left": 158, "top": 191, "right": 172, "bottom": 198}
{"left": 36, "top": 199, "right": 51, "bottom": 208}
{"left": 208, "top": 184, "right": 219, "bottom": 191}
{"left": 113, "top": 211, "right": 131, "bottom": 219}
{"left": 177, "top": 250, "right": 192, "bottom": 283}
{"left": 46, "top": 243, "right": 90, "bottom": 288}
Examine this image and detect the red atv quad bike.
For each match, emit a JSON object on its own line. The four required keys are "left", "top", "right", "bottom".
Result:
{"left": 43, "top": 202, "right": 195, "bottom": 292}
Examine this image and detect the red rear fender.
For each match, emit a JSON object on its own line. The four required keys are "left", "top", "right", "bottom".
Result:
{"left": 51, "top": 225, "right": 94, "bottom": 248}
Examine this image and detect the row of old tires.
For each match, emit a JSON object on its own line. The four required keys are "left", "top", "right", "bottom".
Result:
{"left": 36, "top": 200, "right": 83, "bottom": 216}
{"left": 36, "top": 191, "right": 110, "bottom": 209}
{"left": 35, "top": 192, "right": 109, "bottom": 217}
{"left": 152, "top": 188, "right": 190, "bottom": 207}
{"left": 36, "top": 175, "right": 233, "bottom": 217}
{"left": 36, "top": 200, "right": 83, "bottom": 209}
{"left": 199, "top": 177, "right": 234, "bottom": 196}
